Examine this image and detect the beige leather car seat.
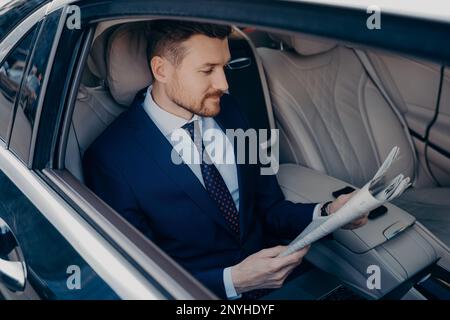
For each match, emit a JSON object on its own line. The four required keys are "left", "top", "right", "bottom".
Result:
{"left": 257, "top": 33, "right": 450, "bottom": 246}
{"left": 66, "top": 23, "right": 152, "bottom": 182}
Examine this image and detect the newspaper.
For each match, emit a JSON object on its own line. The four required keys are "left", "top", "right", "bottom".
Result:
{"left": 279, "top": 146, "right": 411, "bottom": 257}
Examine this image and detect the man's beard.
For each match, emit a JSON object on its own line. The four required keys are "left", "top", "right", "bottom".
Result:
{"left": 168, "top": 84, "right": 223, "bottom": 117}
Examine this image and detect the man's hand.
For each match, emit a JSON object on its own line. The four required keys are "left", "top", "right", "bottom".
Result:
{"left": 230, "top": 245, "right": 310, "bottom": 294}
{"left": 327, "top": 193, "right": 369, "bottom": 230}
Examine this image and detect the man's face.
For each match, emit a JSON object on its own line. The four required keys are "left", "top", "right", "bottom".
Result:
{"left": 164, "top": 34, "right": 231, "bottom": 117}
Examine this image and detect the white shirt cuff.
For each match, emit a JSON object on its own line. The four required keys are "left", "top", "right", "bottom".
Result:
{"left": 223, "top": 267, "right": 242, "bottom": 299}
{"left": 312, "top": 203, "right": 327, "bottom": 220}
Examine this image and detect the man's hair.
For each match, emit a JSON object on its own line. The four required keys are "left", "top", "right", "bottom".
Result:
{"left": 146, "top": 20, "right": 232, "bottom": 72}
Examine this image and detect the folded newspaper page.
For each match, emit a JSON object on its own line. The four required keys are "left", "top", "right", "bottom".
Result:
{"left": 280, "top": 146, "right": 411, "bottom": 257}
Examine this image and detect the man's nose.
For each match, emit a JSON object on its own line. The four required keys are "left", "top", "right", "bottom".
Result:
{"left": 212, "top": 69, "right": 229, "bottom": 92}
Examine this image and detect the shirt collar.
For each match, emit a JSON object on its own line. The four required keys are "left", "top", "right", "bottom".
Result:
{"left": 143, "top": 85, "right": 201, "bottom": 137}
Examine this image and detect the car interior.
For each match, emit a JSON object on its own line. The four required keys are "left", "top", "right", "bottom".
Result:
{"left": 63, "top": 19, "right": 450, "bottom": 299}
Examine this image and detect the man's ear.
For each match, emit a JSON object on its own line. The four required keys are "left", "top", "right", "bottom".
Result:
{"left": 150, "top": 56, "right": 172, "bottom": 83}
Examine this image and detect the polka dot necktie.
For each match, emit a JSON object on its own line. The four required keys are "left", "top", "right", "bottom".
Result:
{"left": 182, "top": 120, "right": 240, "bottom": 235}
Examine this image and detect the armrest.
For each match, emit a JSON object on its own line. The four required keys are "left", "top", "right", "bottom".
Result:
{"left": 277, "top": 164, "right": 415, "bottom": 253}
{"left": 277, "top": 164, "right": 442, "bottom": 299}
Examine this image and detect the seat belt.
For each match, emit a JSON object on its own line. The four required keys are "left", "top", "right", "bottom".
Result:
{"left": 354, "top": 49, "right": 418, "bottom": 185}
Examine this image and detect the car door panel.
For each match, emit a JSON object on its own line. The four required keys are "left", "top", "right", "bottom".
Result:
{"left": 429, "top": 68, "right": 450, "bottom": 156}
{"left": 0, "top": 5, "right": 146, "bottom": 300}
{"left": 0, "top": 168, "right": 119, "bottom": 299}
{"left": 413, "top": 139, "right": 450, "bottom": 186}
{"left": 370, "top": 52, "right": 450, "bottom": 186}
{"left": 370, "top": 52, "right": 439, "bottom": 136}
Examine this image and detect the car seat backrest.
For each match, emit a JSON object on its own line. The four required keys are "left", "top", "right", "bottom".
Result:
{"left": 257, "top": 33, "right": 415, "bottom": 187}
{"left": 67, "top": 22, "right": 152, "bottom": 182}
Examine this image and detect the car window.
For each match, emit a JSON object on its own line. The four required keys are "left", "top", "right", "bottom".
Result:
{"left": 9, "top": 12, "right": 60, "bottom": 164}
{"left": 0, "top": 25, "right": 39, "bottom": 142}
{"left": 0, "top": 0, "right": 48, "bottom": 43}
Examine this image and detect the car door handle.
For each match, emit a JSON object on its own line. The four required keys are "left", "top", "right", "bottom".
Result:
{"left": 0, "top": 259, "right": 26, "bottom": 291}
{"left": 0, "top": 218, "right": 27, "bottom": 292}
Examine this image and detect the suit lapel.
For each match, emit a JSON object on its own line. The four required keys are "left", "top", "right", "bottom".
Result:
{"left": 126, "top": 97, "right": 241, "bottom": 242}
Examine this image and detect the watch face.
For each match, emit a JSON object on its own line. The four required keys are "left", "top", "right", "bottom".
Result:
{"left": 320, "top": 205, "right": 327, "bottom": 217}
{"left": 321, "top": 202, "right": 332, "bottom": 216}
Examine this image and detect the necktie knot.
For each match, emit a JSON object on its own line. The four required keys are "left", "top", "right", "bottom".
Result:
{"left": 182, "top": 120, "right": 203, "bottom": 155}
{"left": 182, "top": 121, "right": 196, "bottom": 141}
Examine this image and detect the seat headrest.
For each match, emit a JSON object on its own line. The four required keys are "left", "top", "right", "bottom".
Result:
{"left": 87, "top": 28, "right": 111, "bottom": 80}
{"left": 87, "top": 23, "right": 152, "bottom": 106}
{"left": 270, "top": 32, "right": 337, "bottom": 56}
{"left": 106, "top": 23, "right": 153, "bottom": 106}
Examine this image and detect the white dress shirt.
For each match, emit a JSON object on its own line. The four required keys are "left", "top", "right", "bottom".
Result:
{"left": 143, "top": 86, "right": 322, "bottom": 299}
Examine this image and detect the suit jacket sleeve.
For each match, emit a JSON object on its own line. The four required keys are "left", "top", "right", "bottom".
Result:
{"left": 192, "top": 268, "right": 228, "bottom": 299}
{"left": 83, "top": 154, "right": 155, "bottom": 239}
{"left": 255, "top": 172, "right": 316, "bottom": 239}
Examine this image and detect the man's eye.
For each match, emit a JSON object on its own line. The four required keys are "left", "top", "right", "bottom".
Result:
{"left": 201, "top": 69, "right": 213, "bottom": 75}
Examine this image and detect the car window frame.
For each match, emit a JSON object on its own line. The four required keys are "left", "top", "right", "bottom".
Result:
{"left": 0, "top": 2, "right": 50, "bottom": 146}
{"left": 68, "top": 0, "right": 450, "bottom": 65}
{"left": 7, "top": 9, "right": 65, "bottom": 166}
{"left": 0, "top": 22, "right": 40, "bottom": 144}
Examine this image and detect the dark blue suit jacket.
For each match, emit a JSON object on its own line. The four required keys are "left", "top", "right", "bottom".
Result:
{"left": 83, "top": 91, "right": 316, "bottom": 298}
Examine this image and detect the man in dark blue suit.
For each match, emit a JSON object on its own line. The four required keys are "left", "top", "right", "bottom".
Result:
{"left": 83, "top": 20, "right": 368, "bottom": 299}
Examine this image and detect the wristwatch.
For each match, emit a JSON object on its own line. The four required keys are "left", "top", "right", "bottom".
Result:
{"left": 320, "top": 201, "right": 333, "bottom": 217}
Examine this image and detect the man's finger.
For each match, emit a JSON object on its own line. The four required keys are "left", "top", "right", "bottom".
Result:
{"left": 276, "top": 245, "right": 310, "bottom": 265}
{"left": 354, "top": 214, "right": 369, "bottom": 224}
{"left": 337, "top": 191, "right": 355, "bottom": 203}
{"left": 273, "top": 259, "right": 303, "bottom": 281}
{"left": 336, "top": 194, "right": 350, "bottom": 204}
{"left": 352, "top": 216, "right": 369, "bottom": 228}
{"left": 360, "top": 216, "right": 369, "bottom": 226}
{"left": 354, "top": 217, "right": 365, "bottom": 225}
{"left": 259, "top": 245, "right": 288, "bottom": 257}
